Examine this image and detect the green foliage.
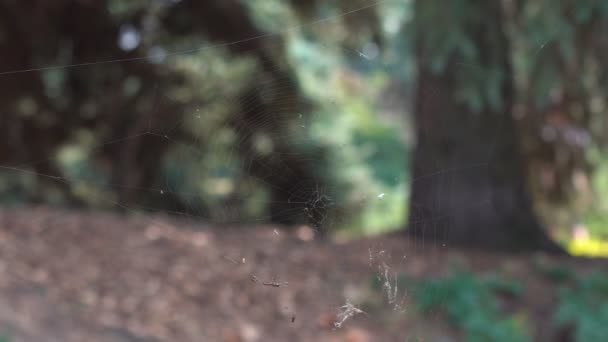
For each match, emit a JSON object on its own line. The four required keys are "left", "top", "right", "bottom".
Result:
{"left": 555, "top": 272, "right": 608, "bottom": 341}
{"left": 582, "top": 156, "right": 608, "bottom": 239}
{"left": 482, "top": 273, "right": 524, "bottom": 297}
{"left": 566, "top": 153, "right": 608, "bottom": 256}
{"left": 509, "top": 0, "right": 608, "bottom": 244}
{"left": 533, "top": 262, "right": 574, "bottom": 283}
{"left": 289, "top": 24, "right": 410, "bottom": 233}
{"left": 244, "top": 0, "right": 293, "bottom": 32}
{"left": 414, "top": 272, "right": 530, "bottom": 342}
{"left": 0, "top": 0, "right": 415, "bottom": 233}
{"left": 352, "top": 127, "right": 407, "bottom": 187}
{"left": 411, "top": 0, "right": 507, "bottom": 113}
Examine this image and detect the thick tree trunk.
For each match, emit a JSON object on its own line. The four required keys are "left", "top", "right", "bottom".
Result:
{"left": 408, "top": 1, "right": 565, "bottom": 254}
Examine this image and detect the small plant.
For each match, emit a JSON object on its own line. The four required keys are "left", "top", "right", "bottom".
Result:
{"left": 533, "top": 262, "right": 574, "bottom": 283}
{"left": 413, "top": 272, "right": 530, "bottom": 342}
{"left": 483, "top": 273, "right": 524, "bottom": 296}
{"left": 555, "top": 271, "right": 608, "bottom": 341}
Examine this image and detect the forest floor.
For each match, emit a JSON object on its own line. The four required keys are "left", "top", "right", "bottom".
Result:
{"left": 0, "top": 206, "right": 606, "bottom": 342}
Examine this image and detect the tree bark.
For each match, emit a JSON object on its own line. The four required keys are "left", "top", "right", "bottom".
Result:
{"left": 408, "top": 0, "right": 565, "bottom": 254}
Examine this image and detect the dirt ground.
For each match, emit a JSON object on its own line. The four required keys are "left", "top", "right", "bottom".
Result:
{"left": 0, "top": 206, "right": 605, "bottom": 342}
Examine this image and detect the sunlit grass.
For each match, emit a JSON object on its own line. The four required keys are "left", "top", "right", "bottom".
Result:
{"left": 567, "top": 236, "right": 608, "bottom": 257}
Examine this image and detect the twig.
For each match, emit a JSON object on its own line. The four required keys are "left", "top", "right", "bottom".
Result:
{"left": 262, "top": 281, "right": 288, "bottom": 287}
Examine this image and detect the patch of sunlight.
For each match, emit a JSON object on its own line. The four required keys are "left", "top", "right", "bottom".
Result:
{"left": 568, "top": 237, "right": 608, "bottom": 257}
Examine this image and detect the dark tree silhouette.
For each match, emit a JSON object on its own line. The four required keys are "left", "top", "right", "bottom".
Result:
{"left": 407, "top": 0, "right": 565, "bottom": 254}
{"left": 164, "top": 0, "right": 327, "bottom": 226}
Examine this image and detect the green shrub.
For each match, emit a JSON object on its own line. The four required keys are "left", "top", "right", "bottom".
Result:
{"left": 555, "top": 272, "right": 608, "bottom": 341}
{"left": 414, "top": 272, "right": 529, "bottom": 342}
{"left": 533, "top": 262, "right": 574, "bottom": 283}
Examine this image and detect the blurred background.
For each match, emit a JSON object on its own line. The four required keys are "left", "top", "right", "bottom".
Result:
{"left": 2, "top": 0, "right": 608, "bottom": 253}
{"left": 0, "top": 0, "right": 411, "bottom": 236}
{"left": 0, "top": 0, "right": 608, "bottom": 341}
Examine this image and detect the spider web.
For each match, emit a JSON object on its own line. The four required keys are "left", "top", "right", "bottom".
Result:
{"left": 0, "top": 0, "right": 499, "bottom": 338}
{"left": 0, "top": 0, "right": 413, "bottom": 232}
